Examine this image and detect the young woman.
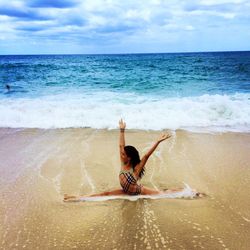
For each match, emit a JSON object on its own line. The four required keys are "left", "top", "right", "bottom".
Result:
{"left": 64, "top": 119, "right": 200, "bottom": 201}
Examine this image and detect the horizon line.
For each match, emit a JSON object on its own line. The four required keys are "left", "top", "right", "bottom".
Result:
{"left": 0, "top": 49, "right": 250, "bottom": 56}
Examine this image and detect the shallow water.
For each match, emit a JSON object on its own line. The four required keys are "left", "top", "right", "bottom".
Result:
{"left": 0, "top": 128, "right": 250, "bottom": 249}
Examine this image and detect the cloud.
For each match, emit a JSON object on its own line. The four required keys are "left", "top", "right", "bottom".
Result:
{"left": 28, "top": 0, "right": 79, "bottom": 8}
{"left": 0, "top": 0, "right": 249, "bottom": 54}
{"left": 0, "top": 6, "right": 50, "bottom": 20}
{"left": 95, "top": 23, "right": 138, "bottom": 34}
{"left": 184, "top": 3, "right": 232, "bottom": 12}
{"left": 15, "top": 26, "right": 46, "bottom": 32}
{"left": 61, "top": 15, "right": 86, "bottom": 26}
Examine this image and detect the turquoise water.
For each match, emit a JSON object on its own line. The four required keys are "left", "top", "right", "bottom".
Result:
{"left": 0, "top": 52, "right": 250, "bottom": 131}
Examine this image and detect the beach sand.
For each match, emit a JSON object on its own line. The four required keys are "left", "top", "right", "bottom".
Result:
{"left": 0, "top": 128, "right": 250, "bottom": 250}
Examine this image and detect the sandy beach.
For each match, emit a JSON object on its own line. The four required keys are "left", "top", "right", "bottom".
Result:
{"left": 0, "top": 128, "right": 250, "bottom": 249}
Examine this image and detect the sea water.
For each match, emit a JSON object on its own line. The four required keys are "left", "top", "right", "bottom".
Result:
{"left": 0, "top": 52, "right": 250, "bottom": 131}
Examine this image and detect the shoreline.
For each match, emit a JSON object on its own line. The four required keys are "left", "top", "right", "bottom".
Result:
{"left": 0, "top": 128, "right": 250, "bottom": 249}
{"left": 1, "top": 126, "right": 250, "bottom": 133}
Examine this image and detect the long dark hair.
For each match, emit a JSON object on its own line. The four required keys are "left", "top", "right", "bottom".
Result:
{"left": 124, "top": 145, "right": 145, "bottom": 179}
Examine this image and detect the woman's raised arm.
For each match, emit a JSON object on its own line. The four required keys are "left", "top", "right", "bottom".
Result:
{"left": 119, "top": 119, "right": 126, "bottom": 163}
{"left": 134, "top": 133, "right": 171, "bottom": 177}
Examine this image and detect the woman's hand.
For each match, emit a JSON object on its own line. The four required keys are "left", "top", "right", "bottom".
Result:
{"left": 119, "top": 119, "right": 126, "bottom": 129}
{"left": 157, "top": 133, "right": 171, "bottom": 143}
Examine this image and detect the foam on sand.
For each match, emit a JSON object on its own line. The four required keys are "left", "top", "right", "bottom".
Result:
{"left": 78, "top": 184, "right": 198, "bottom": 202}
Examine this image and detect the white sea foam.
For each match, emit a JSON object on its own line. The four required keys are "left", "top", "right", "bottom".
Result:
{"left": 1, "top": 92, "right": 250, "bottom": 132}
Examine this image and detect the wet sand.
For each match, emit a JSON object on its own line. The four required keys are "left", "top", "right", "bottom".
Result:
{"left": 0, "top": 128, "right": 250, "bottom": 250}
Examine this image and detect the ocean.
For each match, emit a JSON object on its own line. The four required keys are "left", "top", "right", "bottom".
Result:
{"left": 1, "top": 51, "right": 250, "bottom": 131}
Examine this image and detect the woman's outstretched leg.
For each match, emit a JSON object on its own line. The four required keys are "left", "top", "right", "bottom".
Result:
{"left": 164, "top": 187, "right": 185, "bottom": 193}
{"left": 64, "top": 189, "right": 125, "bottom": 202}
{"left": 141, "top": 186, "right": 164, "bottom": 195}
{"left": 141, "top": 186, "right": 201, "bottom": 196}
{"left": 141, "top": 186, "right": 184, "bottom": 195}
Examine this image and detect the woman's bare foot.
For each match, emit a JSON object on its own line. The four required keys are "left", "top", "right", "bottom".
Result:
{"left": 191, "top": 189, "right": 202, "bottom": 198}
{"left": 195, "top": 192, "right": 206, "bottom": 198}
{"left": 63, "top": 194, "right": 77, "bottom": 202}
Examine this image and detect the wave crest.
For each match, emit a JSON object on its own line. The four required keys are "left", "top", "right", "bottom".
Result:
{"left": 1, "top": 92, "right": 250, "bottom": 132}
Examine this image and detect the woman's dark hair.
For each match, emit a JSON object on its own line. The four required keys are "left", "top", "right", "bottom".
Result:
{"left": 124, "top": 145, "right": 145, "bottom": 179}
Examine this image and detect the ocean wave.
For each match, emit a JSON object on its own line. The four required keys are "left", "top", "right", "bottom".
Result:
{"left": 0, "top": 92, "right": 250, "bottom": 132}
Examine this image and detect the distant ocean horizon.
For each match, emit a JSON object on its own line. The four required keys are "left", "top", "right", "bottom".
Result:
{"left": 1, "top": 49, "right": 250, "bottom": 55}
{"left": 1, "top": 51, "right": 250, "bottom": 132}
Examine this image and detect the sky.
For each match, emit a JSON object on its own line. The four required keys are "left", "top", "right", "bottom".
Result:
{"left": 0, "top": 0, "right": 250, "bottom": 54}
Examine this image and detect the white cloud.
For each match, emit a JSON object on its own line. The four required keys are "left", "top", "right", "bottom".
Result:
{"left": 124, "top": 9, "right": 152, "bottom": 22}
{"left": 200, "top": 0, "right": 246, "bottom": 5}
{"left": 185, "top": 25, "right": 195, "bottom": 30}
